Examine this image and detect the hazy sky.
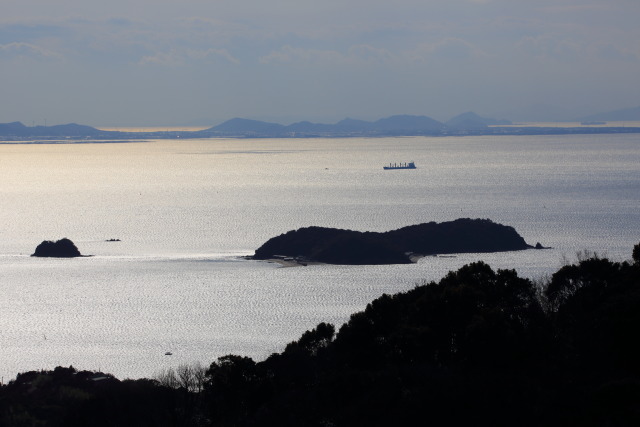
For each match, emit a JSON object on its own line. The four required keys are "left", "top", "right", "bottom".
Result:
{"left": 2, "top": 0, "right": 639, "bottom": 126}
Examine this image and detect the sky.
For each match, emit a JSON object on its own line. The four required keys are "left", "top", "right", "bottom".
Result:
{"left": 1, "top": 0, "right": 639, "bottom": 126}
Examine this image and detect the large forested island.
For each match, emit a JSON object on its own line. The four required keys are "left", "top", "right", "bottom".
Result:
{"left": 2, "top": 243, "right": 639, "bottom": 426}
{"left": 253, "top": 218, "right": 537, "bottom": 264}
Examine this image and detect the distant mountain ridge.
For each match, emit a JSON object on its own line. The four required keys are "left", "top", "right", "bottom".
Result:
{"left": 0, "top": 115, "right": 492, "bottom": 139}
{"left": 0, "top": 121, "right": 115, "bottom": 137}
{"left": 577, "top": 106, "right": 640, "bottom": 122}
{"left": 204, "top": 112, "right": 508, "bottom": 136}
{"left": 3, "top": 109, "right": 640, "bottom": 140}
{"left": 446, "top": 112, "right": 512, "bottom": 129}
{"left": 204, "top": 114, "right": 444, "bottom": 136}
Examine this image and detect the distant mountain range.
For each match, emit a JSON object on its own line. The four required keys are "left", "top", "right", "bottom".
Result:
{"left": 0, "top": 112, "right": 507, "bottom": 139}
{"left": 203, "top": 112, "right": 511, "bottom": 137}
{"left": 0, "top": 121, "right": 116, "bottom": 138}
{"left": 2, "top": 108, "right": 640, "bottom": 140}
{"left": 577, "top": 106, "right": 640, "bottom": 122}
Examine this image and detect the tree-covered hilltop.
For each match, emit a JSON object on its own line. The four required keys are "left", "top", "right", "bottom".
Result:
{"left": 2, "top": 244, "right": 639, "bottom": 426}
{"left": 253, "top": 218, "right": 535, "bottom": 264}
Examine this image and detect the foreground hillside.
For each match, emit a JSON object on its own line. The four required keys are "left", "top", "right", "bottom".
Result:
{"left": 2, "top": 244, "right": 639, "bottom": 426}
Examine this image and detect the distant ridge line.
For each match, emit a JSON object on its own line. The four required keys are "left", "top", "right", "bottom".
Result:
{"left": 2, "top": 110, "right": 640, "bottom": 140}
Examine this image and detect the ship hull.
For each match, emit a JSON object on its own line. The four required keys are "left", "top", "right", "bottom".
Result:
{"left": 383, "top": 162, "right": 416, "bottom": 170}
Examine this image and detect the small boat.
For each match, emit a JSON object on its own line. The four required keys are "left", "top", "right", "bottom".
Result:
{"left": 384, "top": 161, "right": 416, "bottom": 170}
{"left": 165, "top": 352, "right": 173, "bottom": 356}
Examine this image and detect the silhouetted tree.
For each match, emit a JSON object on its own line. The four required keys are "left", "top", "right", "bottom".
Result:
{"left": 4, "top": 244, "right": 640, "bottom": 426}
{"left": 204, "top": 355, "right": 267, "bottom": 424}
{"left": 544, "top": 256, "right": 620, "bottom": 311}
{"left": 286, "top": 322, "right": 335, "bottom": 356}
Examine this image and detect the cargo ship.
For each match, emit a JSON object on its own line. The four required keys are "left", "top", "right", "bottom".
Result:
{"left": 383, "top": 161, "right": 416, "bottom": 170}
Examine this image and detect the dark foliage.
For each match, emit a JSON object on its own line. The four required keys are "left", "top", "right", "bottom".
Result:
{"left": 386, "top": 218, "right": 530, "bottom": 254}
{"left": 312, "top": 234, "right": 411, "bottom": 265}
{"left": 31, "top": 238, "right": 82, "bottom": 258}
{"left": 0, "top": 366, "right": 196, "bottom": 426}
{"left": 2, "top": 243, "right": 640, "bottom": 426}
{"left": 206, "top": 244, "right": 640, "bottom": 426}
{"left": 253, "top": 218, "right": 533, "bottom": 264}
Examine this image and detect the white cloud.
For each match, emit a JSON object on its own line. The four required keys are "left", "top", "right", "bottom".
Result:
{"left": 0, "top": 42, "right": 61, "bottom": 60}
{"left": 347, "top": 45, "right": 395, "bottom": 63}
{"left": 259, "top": 46, "right": 345, "bottom": 65}
{"left": 591, "top": 43, "right": 639, "bottom": 63}
{"left": 186, "top": 48, "right": 240, "bottom": 64}
{"left": 518, "top": 35, "right": 580, "bottom": 59}
{"left": 139, "top": 47, "right": 240, "bottom": 66}
{"left": 138, "top": 49, "right": 183, "bottom": 66}
{"left": 540, "top": 4, "right": 611, "bottom": 14}
{"left": 518, "top": 33, "right": 639, "bottom": 64}
{"left": 260, "top": 38, "right": 487, "bottom": 67}
{"left": 409, "top": 38, "right": 486, "bottom": 62}
{"left": 1, "top": 0, "right": 639, "bottom": 125}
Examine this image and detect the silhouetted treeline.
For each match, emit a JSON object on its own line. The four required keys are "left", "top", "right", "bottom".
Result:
{"left": 2, "top": 244, "right": 640, "bottom": 426}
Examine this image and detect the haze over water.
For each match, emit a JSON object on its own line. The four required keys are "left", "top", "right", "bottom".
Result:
{"left": 1, "top": 134, "right": 638, "bottom": 381}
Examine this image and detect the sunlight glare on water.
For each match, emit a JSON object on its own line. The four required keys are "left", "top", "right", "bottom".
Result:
{"left": 0, "top": 134, "right": 638, "bottom": 380}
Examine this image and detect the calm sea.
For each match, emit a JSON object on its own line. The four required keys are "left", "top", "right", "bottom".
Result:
{"left": 1, "top": 134, "right": 639, "bottom": 381}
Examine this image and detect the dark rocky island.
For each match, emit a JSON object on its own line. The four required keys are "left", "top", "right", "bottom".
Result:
{"left": 31, "top": 238, "right": 83, "bottom": 258}
{"left": 253, "top": 218, "right": 536, "bottom": 265}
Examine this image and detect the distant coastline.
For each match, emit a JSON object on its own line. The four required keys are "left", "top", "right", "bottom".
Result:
{"left": 2, "top": 111, "right": 640, "bottom": 142}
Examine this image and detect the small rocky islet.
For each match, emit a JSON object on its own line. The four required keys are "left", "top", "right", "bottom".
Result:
{"left": 31, "top": 238, "right": 83, "bottom": 258}
{"left": 253, "top": 218, "right": 544, "bottom": 265}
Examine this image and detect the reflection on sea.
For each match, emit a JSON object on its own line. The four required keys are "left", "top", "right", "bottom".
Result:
{"left": 0, "top": 134, "right": 638, "bottom": 380}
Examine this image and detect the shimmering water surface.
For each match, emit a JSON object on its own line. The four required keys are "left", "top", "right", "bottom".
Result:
{"left": 1, "top": 135, "right": 639, "bottom": 381}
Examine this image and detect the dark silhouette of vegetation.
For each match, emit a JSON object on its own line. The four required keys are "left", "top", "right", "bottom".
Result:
{"left": 31, "top": 238, "right": 83, "bottom": 258}
{"left": 2, "top": 243, "right": 640, "bottom": 426}
{"left": 0, "top": 367, "right": 190, "bottom": 426}
{"left": 253, "top": 218, "right": 534, "bottom": 264}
